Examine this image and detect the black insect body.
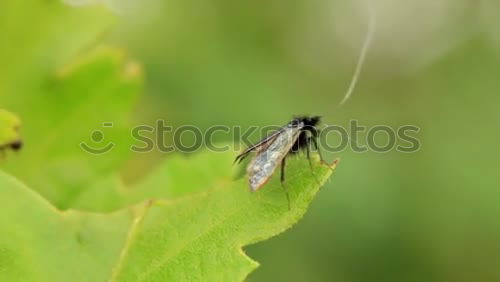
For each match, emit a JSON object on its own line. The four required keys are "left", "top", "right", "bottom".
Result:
{"left": 289, "top": 116, "right": 321, "bottom": 155}
{"left": 235, "top": 116, "right": 327, "bottom": 208}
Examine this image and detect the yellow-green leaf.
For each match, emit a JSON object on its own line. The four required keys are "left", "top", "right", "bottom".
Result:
{"left": 0, "top": 149, "right": 336, "bottom": 281}
{"left": 1, "top": 47, "right": 142, "bottom": 209}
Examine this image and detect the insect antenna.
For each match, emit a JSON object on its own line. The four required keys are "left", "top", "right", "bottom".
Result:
{"left": 336, "top": 0, "right": 376, "bottom": 109}
{"left": 233, "top": 153, "right": 246, "bottom": 164}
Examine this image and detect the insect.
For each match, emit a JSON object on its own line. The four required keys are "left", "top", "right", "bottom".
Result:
{"left": 234, "top": 116, "right": 326, "bottom": 208}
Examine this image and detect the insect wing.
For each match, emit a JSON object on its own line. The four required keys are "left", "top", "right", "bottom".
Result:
{"left": 247, "top": 125, "right": 302, "bottom": 190}
{"left": 234, "top": 126, "right": 286, "bottom": 164}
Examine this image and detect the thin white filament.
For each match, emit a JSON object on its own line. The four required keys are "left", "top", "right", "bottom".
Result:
{"left": 337, "top": 0, "right": 376, "bottom": 107}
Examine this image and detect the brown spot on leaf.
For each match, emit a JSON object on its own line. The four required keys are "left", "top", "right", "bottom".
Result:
{"left": 10, "top": 140, "right": 22, "bottom": 151}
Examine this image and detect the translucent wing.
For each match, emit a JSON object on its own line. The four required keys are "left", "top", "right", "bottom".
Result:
{"left": 234, "top": 126, "right": 286, "bottom": 164}
{"left": 247, "top": 125, "right": 303, "bottom": 190}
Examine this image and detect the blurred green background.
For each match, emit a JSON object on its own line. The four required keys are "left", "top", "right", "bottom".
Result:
{"left": 3, "top": 0, "right": 500, "bottom": 281}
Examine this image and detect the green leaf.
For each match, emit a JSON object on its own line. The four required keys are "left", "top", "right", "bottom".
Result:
{"left": 109, "top": 155, "right": 337, "bottom": 281}
{"left": 0, "top": 171, "right": 132, "bottom": 281}
{"left": 0, "top": 1, "right": 140, "bottom": 210}
{"left": 0, "top": 109, "right": 22, "bottom": 152}
{"left": 0, "top": 1, "right": 114, "bottom": 99}
{"left": 1, "top": 47, "right": 142, "bottom": 209}
{"left": 72, "top": 149, "right": 236, "bottom": 212}
{"left": 0, "top": 150, "right": 336, "bottom": 281}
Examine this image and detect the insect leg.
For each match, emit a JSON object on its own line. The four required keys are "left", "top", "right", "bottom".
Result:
{"left": 306, "top": 137, "right": 321, "bottom": 185}
{"left": 280, "top": 157, "right": 291, "bottom": 211}
{"left": 311, "top": 136, "right": 327, "bottom": 163}
{"left": 311, "top": 136, "right": 336, "bottom": 171}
